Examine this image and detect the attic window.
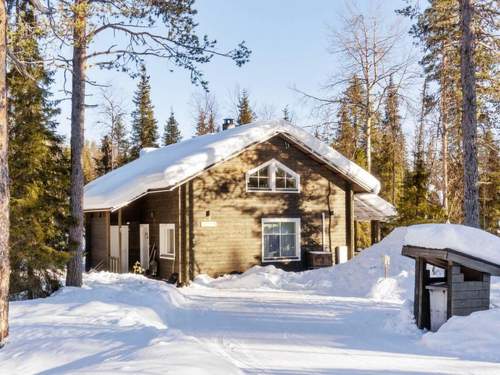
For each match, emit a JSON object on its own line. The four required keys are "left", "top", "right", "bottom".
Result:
{"left": 246, "top": 159, "right": 299, "bottom": 193}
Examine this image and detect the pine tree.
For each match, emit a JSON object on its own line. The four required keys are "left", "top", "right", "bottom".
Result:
{"left": 8, "top": 6, "right": 70, "bottom": 299}
{"left": 130, "top": 65, "right": 158, "bottom": 159}
{"left": 163, "top": 111, "right": 182, "bottom": 145}
{"left": 237, "top": 89, "right": 255, "bottom": 125}
{"left": 96, "top": 135, "right": 113, "bottom": 175}
{"left": 400, "top": 0, "right": 498, "bottom": 223}
{"left": 373, "top": 78, "right": 406, "bottom": 206}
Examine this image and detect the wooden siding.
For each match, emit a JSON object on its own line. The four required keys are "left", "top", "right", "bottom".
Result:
{"left": 189, "top": 134, "right": 348, "bottom": 278}
{"left": 86, "top": 211, "right": 109, "bottom": 270}
{"left": 109, "top": 190, "right": 180, "bottom": 279}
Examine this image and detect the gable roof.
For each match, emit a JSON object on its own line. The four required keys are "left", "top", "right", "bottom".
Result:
{"left": 84, "top": 120, "right": 381, "bottom": 211}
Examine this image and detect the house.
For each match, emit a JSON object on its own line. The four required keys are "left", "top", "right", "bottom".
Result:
{"left": 84, "top": 119, "right": 396, "bottom": 283}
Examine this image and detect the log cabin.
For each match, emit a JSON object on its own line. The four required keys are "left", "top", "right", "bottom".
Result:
{"left": 84, "top": 119, "right": 396, "bottom": 283}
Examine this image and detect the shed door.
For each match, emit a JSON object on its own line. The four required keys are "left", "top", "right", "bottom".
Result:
{"left": 110, "top": 225, "right": 129, "bottom": 272}
{"left": 140, "top": 224, "right": 150, "bottom": 270}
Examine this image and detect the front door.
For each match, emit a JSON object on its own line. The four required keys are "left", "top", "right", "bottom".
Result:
{"left": 139, "top": 224, "right": 150, "bottom": 270}
{"left": 110, "top": 225, "right": 129, "bottom": 272}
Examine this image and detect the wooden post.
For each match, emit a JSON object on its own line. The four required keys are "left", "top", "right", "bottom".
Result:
{"left": 371, "top": 220, "right": 381, "bottom": 245}
{"left": 346, "top": 185, "right": 355, "bottom": 259}
{"left": 106, "top": 211, "right": 111, "bottom": 271}
{"left": 118, "top": 208, "right": 122, "bottom": 273}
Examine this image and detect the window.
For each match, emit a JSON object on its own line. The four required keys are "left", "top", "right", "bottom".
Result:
{"left": 159, "top": 223, "right": 175, "bottom": 258}
{"left": 246, "top": 159, "right": 299, "bottom": 192}
{"left": 262, "top": 218, "right": 300, "bottom": 262}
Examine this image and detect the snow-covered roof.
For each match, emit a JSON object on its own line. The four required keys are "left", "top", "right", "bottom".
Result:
{"left": 403, "top": 224, "right": 500, "bottom": 267}
{"left": 354, "top": 193, "right": 397, "bottom": 222}
{"left": 84, "top": 120, "right": 381, "bottom": 211}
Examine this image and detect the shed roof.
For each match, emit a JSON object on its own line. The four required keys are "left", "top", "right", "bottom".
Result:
{"left": 401, "top": 224, "right": 500, "bottom": 275}
{"left": 84, "top": 120, "right": 381, "bottom": 211}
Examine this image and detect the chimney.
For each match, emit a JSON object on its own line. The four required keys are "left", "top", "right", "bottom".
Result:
{"left": 222, "top": 118, "right": 236, "bottom": 131}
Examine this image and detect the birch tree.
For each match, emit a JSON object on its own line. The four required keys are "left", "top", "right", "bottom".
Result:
{"left": 298, "top": 7, "right": 413, "bottom": 173}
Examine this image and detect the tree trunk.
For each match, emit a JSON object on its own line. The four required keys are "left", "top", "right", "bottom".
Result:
{"left": 0, "top": 0, "right": 9, "bottom": 346}
{"left": 366, "top": 115, "right": 372, "bottom": 173}
{"left": 66, "top": 0, "right": 88, "bottom": 286}
{"left": 440, "top": 55, "right": 449, "bottom": 220}
{"left": 459, "top": 0, "right": 480, "bottom": 228}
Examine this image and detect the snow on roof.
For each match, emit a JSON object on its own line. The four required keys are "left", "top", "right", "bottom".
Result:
{"left": 354, "top": 193, "right": 397, "bottom": 221}
{"left": 404, "top": 224, "right": 500, "bottom": 266}
{"left": 84, "top": 120, "right": 381, "bottom": 211}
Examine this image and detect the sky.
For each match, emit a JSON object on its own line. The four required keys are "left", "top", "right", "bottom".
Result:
{"left": 53, "top": 0, "right": 420, "bottom": 144}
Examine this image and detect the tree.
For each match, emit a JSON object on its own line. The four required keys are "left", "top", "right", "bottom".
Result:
{"left": 400, "top": 0, "right": 498, "bottom": 223}
{"left": 332, "top": 75, "right": 367, "bottom": 167}
{"left": 96, "top": 135, "right": 113, "bottom": 175}
{"left": 373, "top": 78, "right": 406, "bottom": 206}
{"left": 478, "top": 130, "right": 499, "bottom": 233}
{"left": 282, "top": 106, "right": 292, "bottom": 122}
{"left": 193, "top": 92, "right": 217, "bottom": 136}
{"left": 130, "top": 65, "right": 158, "bottom": 159}
{"left": 397, "top": 80, "right": 444, "bottom": 225}
{"left": 50, "top": 0, "right": 250, "bottom": 287}
{"left": 99, "top": 90, "right": 129, "bottom": 168}
{"left": 8, "top": 6, "right": 70, "bottom": 300}
{"left": 0, "top": 0, "right": 9, "bottom": 346}
{"left": 237, "top": 89, "right": 255, "bottom": 125}
{"left": 298, "top": 7, "right": 412, "bottom": 173}
{"left": 459, "top": 0, "right": 479, "bottom": 227}
{"left": 163, "top": 111, "right": 182, "bottom": 145}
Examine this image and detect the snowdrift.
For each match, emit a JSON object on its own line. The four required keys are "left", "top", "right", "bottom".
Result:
{"left": 422, "top": 308, "right": 500, "bottom": 361}
{"left": 195, "top": 227, "right": 415, "bottom": 302}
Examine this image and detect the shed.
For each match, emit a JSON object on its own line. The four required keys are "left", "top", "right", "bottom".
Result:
{"left": 401, "top": 224, "right": 500, "bottom": 331}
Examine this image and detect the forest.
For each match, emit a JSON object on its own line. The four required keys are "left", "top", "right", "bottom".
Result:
{"left": 0, "top": 0, "right": 498, "bottom": 348}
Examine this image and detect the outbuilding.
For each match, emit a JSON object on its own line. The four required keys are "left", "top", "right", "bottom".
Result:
{"left": 401, "top": 224, "right": 500, "bottom": 331}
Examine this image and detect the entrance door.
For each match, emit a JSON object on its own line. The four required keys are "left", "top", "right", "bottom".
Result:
{"left": 140, "top": 224, "right": 150, "bottom": 270}
{"left": 110, "top": 225, "right": 129, "bottom": 272}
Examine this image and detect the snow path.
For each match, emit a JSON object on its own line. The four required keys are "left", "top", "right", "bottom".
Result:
{"left": 2, "top": 272, "right": 500, "bottom": 374}
{"left": 171, "top": 286, "right": 500, "bottom": 374}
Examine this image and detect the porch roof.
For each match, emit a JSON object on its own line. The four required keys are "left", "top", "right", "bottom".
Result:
{"left": 84, "top": 119, "right": 382, "bottom": 211}
{"left": 353, "top": 193, "right": 397, "bottom": 222}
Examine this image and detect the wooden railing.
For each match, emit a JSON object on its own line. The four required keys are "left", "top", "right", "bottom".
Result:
{"left": 109, "top": 256, "right": 120, "bottom": 273}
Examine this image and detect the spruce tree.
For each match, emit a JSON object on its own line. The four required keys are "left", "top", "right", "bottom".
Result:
{"left": 237, "top": 89, "right": 255, "bottom": 125}
{"left": 373, "top": 78, "right": 406, "bottom": 206}
{"left": 8, "top": 7, "right": 70, "bottom": 299}
{"left": 130, "top": 65, "right": 158, "bottom": 159}
{"left": 112, "top": 115, "right": 129, "bottom": 167}
{"left": 478, "top": 130, "right": 499, "bottom": 233}
{"left": 332, "top": 75, "right": 367, "bottom": 167}
{"left": 96, "top": 135, "right": 113, "bottom": 175}
{"left": 163, "top": 111, "right": 182, "bottom": 145}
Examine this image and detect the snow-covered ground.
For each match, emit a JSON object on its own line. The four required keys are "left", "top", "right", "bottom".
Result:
{"left": 1, "top": 226, "right": 500, "bottom": 374}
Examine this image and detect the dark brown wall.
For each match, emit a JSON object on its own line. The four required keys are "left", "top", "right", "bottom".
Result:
{"left": 189, "top": 134, "right": 348, "bottom": 277}
{"left": 86, "top": 211, "right": 109, "bottom": 270}
{"left": 109, "top": 190, "right": 180, "bottom": 279}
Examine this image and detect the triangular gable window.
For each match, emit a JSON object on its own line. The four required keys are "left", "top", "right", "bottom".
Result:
{"left": 246, "top": 159, "right": 300, "bottom": 192}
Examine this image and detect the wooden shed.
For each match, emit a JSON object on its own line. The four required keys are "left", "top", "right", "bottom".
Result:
{"left": 402, "top": 245, "right": 500, "bottom": 331}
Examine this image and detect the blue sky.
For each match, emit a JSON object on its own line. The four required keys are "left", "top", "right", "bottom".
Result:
{"left": 54, "top": 0, "right": 419, "bottom": 144}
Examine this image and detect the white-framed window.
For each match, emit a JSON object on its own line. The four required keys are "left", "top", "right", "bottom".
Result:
{"left": 262, "top": 218, "right": 301, "bottom": 262}
{"left": 159, "top": 223, "right": 175, "bottom": 259}
{"left": 246, "top": 159, "right": 300, "bottom": 193}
